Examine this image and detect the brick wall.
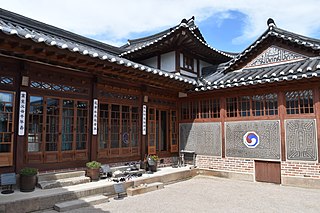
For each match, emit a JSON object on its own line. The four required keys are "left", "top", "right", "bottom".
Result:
{"left": 196, "top": 155, "right": 254, "bottom": 174}
{"left": 281, "top": 161, "right": 320, "bottom": 179}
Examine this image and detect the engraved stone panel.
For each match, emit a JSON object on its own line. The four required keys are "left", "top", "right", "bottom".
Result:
{"left": 285, "top": 119, "right": 317, "bottom": 161}
{"left": 179, "top": 122, "right": 221, "bottom": 156}
{"left": 226, "top": 120, "right": 280, "bottom": 159}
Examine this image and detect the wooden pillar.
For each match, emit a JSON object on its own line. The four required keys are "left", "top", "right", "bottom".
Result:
{"left": 278, "top": 91, "right": 286, "bottom": 161}
{"left": 90, "top": 76, "right": 98, "bottom": 161}
{"left": 220, "top": 97, "right": 226, "bottom": 158}
{"left": 313, "top": 86, "right": 320, "bottom": 163}
{"left": 141, "top": 88, "right": 147, "bottom": 160}
{"left": 175, "top": 51, "right": 180, "bottom": 73}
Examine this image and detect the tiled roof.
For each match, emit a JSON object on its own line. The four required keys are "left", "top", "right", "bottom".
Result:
{"left": 120, "top": 17, "right": 234, "bottom": 59}
{"left": 0, "top": 8, "right": 197, "bottom": 86}
{"left": 224, "top": 19, "right": 320, "bottom": 71}
{"left": 198, "top": 57, "right": 320, "bottom": 91}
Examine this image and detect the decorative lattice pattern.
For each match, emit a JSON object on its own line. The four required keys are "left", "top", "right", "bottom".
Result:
{"left": 99, "top": 91, "right": 139, "bottom": 103}
{"left": 225, "top": 120, "right": 281, "bottom": 159}
{"left": 0, "top": 77, "right": 13, "bottom": 85}
{"left": 179, "top": 122, "right": 221, "bottom": 156}
{"left": 30, "top": 81, "right": 88, "bottom": 94}
{"left": 285, "top": 119, "right": 317, "bottom": 161}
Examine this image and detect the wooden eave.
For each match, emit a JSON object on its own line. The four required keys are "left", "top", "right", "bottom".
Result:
{"left": 0, "top": 34, "right": 194, "bottom": 92}
{"left": 123, "top": 28, "right": 231, "bottom": 64}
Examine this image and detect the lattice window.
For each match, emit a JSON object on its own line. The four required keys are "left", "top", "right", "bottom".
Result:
{"left": 110, "top": 105, "right": 120, "bottom": 149}
{"left": 28, "top": 96, "right": 43, "bottom": 152}
{"left": 149, "top": 98, "right": 176, "bottom": 107}
{"left": 209, "top": 99, "right": 220, "bottom": 118}
{"left": 99, "top": 104, "right": 109, "bottom": 149}
{"left": 265, "top": 93, "right": 278, "bottom": 116}
{"left": 286, "top": 90, "right": 313, "bottom": 114}
{"left": 0, "top": 77, "right": 13, "bottom": 85}
{"left": 239, "top": 96, "right": 250, "bottom": 117}
{"left": 131, "top": 107, "right": 139, "bottom": 148}
{"left": 30, "top": 81, "right": 88, "bottom": 94}
{"left": 226, "top": 97, "right": 237, "bottom": 117}
{"left": 62, "top": 100, "right": 74, "bottom": 151}
{"left": 191, "top": 101, "right": 199, "bottom": 119}
{"left": 76, "top": 101, "right": 88, "bottom": 150}
{"left": 181, "top": 102, "right": 190, "bottom": 120}
{"left": 45, "top": 98, "right": 59, "bottom": 151}
{"left": 182, "top": 54, "right": 194, "bottom": 71}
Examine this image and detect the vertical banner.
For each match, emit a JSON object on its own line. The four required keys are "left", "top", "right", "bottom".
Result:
{"left": 92, "top": 99, "right": 98, "bottom": 135}
{"left": 18, "top": 91, "right": 27, "bottom": 136}
{"left": 142, "top": 105, "right": 147, "bottom": 135}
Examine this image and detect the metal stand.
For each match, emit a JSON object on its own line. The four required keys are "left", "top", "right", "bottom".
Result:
{"left": 1, "top": 185, "right": 14, "bottom": 194}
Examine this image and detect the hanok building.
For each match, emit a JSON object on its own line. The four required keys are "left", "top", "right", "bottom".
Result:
{"left": 0, "top": 9, "right": 319, "bottom": 188}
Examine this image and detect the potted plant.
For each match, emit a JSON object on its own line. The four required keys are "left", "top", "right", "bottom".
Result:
{"left": 86, "top": 161, "right": 101, "bottom": 181}
{"left": 147, "top": 155, "right": 159, "bottom": 172}
{"left": 19, "top": 167, "right": 38, "bottom": 192}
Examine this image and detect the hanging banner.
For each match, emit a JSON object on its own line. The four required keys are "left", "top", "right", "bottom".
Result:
{"left": 142, "top": 105, "right": 147, "bottom": 135}
{"left": 92, "top": 99, "right": 98, "bottom": 135}
{"left": 18, "top": 91, "right": 27, "bottom": 136}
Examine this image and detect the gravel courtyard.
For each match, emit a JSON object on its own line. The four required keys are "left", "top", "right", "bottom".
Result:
{"left": 65, "top": 175, "right": 320, "bottom": 213}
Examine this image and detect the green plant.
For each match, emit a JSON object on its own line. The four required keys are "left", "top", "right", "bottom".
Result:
{"left": 86, "top": 161, "right": 101, "bottom": 169}
{"left": 20, "top": 167, "right": 38, "bottom": 176}
{"left": 149, "top": 155, "right": 159, "bottom": 161}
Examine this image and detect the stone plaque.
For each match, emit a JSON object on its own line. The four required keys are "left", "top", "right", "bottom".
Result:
{"left": 179, "top": 122, "right": 221, "bottom": 156}
{"left": 285, "top": 119, "right": 317, "bottom": 161}
{"left": 226, "top": 120, "right": 280, "bottom": 159}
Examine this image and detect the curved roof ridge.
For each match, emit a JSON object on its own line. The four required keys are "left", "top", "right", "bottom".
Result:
{"left": 224, "top": 19, "right": 320, "bottom": 72}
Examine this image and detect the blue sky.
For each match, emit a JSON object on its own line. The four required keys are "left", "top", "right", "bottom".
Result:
{"left": 1, "top": 0, "right": 320, "bottom": 53}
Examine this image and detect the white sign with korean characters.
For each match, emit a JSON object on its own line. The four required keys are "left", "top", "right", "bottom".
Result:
{"left": 92, "top": 99, "right": 98, "bottom": 135}
{"left": 18, "top": 91, "right": 27, "bottom": 136}
{"left": 142, "top": 105, "right": 147, "bottom": 135}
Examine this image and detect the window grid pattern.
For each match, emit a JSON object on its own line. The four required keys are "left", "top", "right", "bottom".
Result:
{"left": 286, "top": 90, "right": 314, "bottom": 114}
{"left": 227, "top": 93, "right": 278, "bottom": 117}
{"left": 180, "top": 98, "right": 220, "bottom": 120}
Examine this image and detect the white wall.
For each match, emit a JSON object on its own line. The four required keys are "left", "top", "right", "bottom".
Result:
{"left": 161, "top": 51, "right": 175, "bottom": 72}
{"left": 141, "top": 56, "right": 157, "bottom": 68}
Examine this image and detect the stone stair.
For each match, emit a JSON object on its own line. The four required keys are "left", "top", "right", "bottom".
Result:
{"left": 53, "top": 194, "right": 109, "bottom": 212}
{"left": 37, "top": 171, "right": 90, "bottom": 189}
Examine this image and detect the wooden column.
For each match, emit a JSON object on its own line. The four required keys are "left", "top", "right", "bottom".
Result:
{"left": 313, "top": 86, "right": 320, "bottom": 163}
{"left": 278, "top": 91, "right": 286, "bottom": 161}
{"left": 15, "top": 61, "right": 28, "bottom": 172}
{"left": 90, "top": 76, "right": 98, "bottom": 161}
{"left": 175, "top": 51, "right": 180, "bottom": 73}
{"left": 141, "top": 88, "right": 147, "bottom": 160}
{"left": 220, "top": 97, "right": 226, "bottom": 158}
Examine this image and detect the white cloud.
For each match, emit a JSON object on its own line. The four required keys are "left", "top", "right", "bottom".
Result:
{"left": 1, "top": 0, "right": 320, "bottom": 48}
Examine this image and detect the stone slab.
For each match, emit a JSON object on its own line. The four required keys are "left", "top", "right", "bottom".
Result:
{"left": 197, "top": 169, "right": 254, "bottom": 182}
{"left": 38, "top": 176, "right": 91, "bottom": 189}
{"left": 282, "top": 176, "right": 320, "bottom": 189}
{"left": 38, "top": 171, "right": 86, "bottom": 182}
{"left": 127, "top": 182, "right": 164, "bottom": 196}
{"left": 54, "top": 195, "right": 109, "bottom": 212}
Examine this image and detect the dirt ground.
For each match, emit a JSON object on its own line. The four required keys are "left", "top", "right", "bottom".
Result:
{"left": 60, "top": 175, "right": 320, "bottom": 213}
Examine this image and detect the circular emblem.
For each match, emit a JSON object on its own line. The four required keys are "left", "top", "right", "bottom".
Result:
{"left": 243, "top": 131, "right": 259, "bottom": 148}
{"left": 122, "top": 132, "right": 129, "bottom": 144}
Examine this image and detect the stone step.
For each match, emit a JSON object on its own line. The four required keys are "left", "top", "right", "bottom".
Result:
{"left": 38, "top": 171, "right": 86, "bottom": 182}
{"left": 53, "top": 195, "right": 109, "bottom": 212}
{"left": 38, "top": 176, "right": 91, "bottom": 189}
{"left": 127, "top": 182, "right": 164, "bottom": 196}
